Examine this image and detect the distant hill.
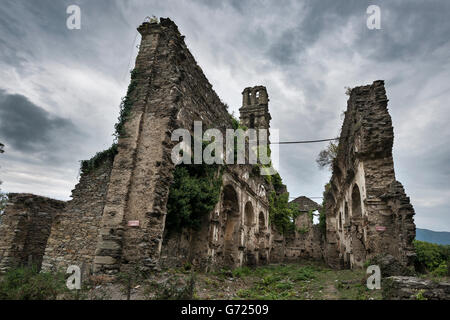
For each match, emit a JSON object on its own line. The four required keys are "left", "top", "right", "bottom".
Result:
{"left": 416, "top": 228, "right": 450, "bottom": 245}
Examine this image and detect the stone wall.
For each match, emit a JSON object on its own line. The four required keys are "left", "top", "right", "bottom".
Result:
{"left": 0, "top": 194, "right": 65, "bottom": 272}
{"left": 1, "top": 19, "right": 418, "bottom": 277}
{"left": 323, "top": 80, "right": 416, "bottom": 269}
{"left": 41, "top": 157, "right": 113, "bottom": 275}
{"left": 382, "top": 276, "right": 450, "bottom": 300}
{"left": 93, "top": 18, "right": 255, "bottom": 274}
{"left": 269, "top": 210, "right": 323, "bottom": 263}
{"left": 160, "top": 169, "right": 271, "bottom": 271}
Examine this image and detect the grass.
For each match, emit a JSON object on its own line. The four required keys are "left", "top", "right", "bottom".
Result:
{"left": 0, "top": 266, "right": 68, "bottom": 300}
{"left": 194, "top": 261, "right": 382, "bottom": 300}
{"left": 0, "top": 261, "right": 386, "bottom": 300}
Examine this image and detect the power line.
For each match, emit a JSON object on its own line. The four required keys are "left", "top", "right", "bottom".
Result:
{"left": 271, "top": 137, "right": 339, "bottom": 144}
{"left": 122, "top": 32, "right": 139, "bottom": 82}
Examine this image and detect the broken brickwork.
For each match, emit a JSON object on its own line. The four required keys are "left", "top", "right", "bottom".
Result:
{"left": 0, "top": 19, "right": 416, "bottom": 277}
{"left": 323, "top": 80, "right": 416, "bottom": 269}
{"left": 0, "top": 194, "right": 65, "bottom": 272}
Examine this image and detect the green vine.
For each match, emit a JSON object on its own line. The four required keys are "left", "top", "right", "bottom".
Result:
{"left": 166, "top": 162, "right": 223, "bottom": 233}
{"left": 268, "top": 190, "right": 301, "bottom": 234}
{"left": 114, "top": 68, "right": 140, "bottom": 140}
{"left": 80, "top": 143, "right": 117, "bottom": 175}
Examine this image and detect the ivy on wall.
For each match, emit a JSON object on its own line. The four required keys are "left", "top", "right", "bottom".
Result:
{"left": 268, "top": 191, "right": 301, "bottom": 234}
{"left": 80, "top": 143, "right": 117, "bottom": 175}
{"left": 114, "top": 68, "right": 140, "bottom": 140}
{"left": 165, "top": 163, "right": 223, "bottom": 233}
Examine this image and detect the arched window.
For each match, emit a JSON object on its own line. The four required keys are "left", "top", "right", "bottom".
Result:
{"left": 249, "top": 114, "right": 255, "bottom": 128}
{"left": 258, "top": 211, "right": 265, "bottom": 230}
{"left": 222, "top": 185, "right": 240, "bottom": 267}
{"left": 244, "top": 202, "right": 254, "bottom": 226}
{"left": 352, "top": 184, "right": 362, "bottom": 218}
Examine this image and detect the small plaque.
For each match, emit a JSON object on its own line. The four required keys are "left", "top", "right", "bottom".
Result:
{"left": 376, "top": 226, "right": 386, "bottom": 232}
{"left": 128, "top": 220, "right": 140, "bottom": 227}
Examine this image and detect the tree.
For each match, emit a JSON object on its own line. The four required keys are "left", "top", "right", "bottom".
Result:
{"left": 316, "top": 141, "right": 338, "bottom": 170}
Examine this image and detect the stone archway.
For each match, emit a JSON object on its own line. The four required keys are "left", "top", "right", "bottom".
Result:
{"left": 350, "top": 184, "right": 366, "bottom": 267}
{"left": 222, "top": 185, "right": 240, "bottom": 267}
{"left": 244, "top": 201, "right": 256, "bottom": 266}
{"left": 257, "top": 211, "right": 268, "bottom": 264}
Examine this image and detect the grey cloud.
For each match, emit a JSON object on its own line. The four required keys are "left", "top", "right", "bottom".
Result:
{"left": 0, "top": 0, "right": 449, "bottom": 230}
{"left": 0, "top": 89, "right": 79, "bottom": 154}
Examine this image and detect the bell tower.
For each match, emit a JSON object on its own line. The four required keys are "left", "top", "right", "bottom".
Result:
{"left": 239, "top": 86, "right": 271, "bottom": 132}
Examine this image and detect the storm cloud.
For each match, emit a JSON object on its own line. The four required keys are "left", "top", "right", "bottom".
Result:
{"left": 0, "top": 0, "right": 449, "bottom": 231}
{"left": 0, "top": 90, "right": 78, "bottom": 153}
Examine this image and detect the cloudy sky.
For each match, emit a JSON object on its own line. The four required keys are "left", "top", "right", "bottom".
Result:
{"left": 0, "top": 0, "right": 449, "bottom": 231}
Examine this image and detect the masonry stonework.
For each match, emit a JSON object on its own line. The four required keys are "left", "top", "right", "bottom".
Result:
{"left": 0, "top": 19, "right": 416, "bottom": 280}
{"left": 322, "top": 80, "right": 416, "bottom": 269}
{"left": 0, "top": 194, "right": 65, "bottom": 272}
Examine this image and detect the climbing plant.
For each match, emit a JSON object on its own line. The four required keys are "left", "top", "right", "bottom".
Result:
{"left": 268, "top": 191, "right": 301, "bottom": 234}
{"left": 166, "top": 162, "right": 223, "bottom": 233}
{"left": 114, "top": 68, "right": 140, "bottom": 140}
{"left": 80, "top": 143, "right": 117, "bottom": 175}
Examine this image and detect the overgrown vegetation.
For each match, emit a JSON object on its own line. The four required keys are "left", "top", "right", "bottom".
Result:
{"left": 166, "top": 161, "right": 223, "bottom": 233}
{"left": 114, "top": 68, "right": 140, "bottom": 140}
{"left": 268, "top": 191, "right": 301, "bottom": 234}
{"left": 80, "top": 143, "right": 118, "bottom": 174}
{"left": 317, "top": 183, "right": 330, "bottom": 237}
{"left": 0, "top": 266, "right": 67, "bottom": 300}
{"left": 414, "top": 240, "right": 449, "bottom": 276}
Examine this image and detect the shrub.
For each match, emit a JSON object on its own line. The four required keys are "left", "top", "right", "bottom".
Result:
{"left": 0, "top": 266, "right": 66, "bottom": 300}
{"left": 268, "top": 191, "right": 300, "bottom": 234}
{"left": 166, "top": 163, "right": 222, "bottom": 233}
{"left": 413, "top": 240, "right": 450, "bottom": 274}
{"left": 80, "top": 143, "right": 117, "bottom": 174}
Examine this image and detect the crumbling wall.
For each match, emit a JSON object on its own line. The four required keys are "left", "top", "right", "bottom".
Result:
{"left": 160, "top": 169, "right": 270, "bottom": 271}
{"left": 0, "top": 194, "right": 65, "bottom": 272}
{"left": 41, "top": 158, "right": 113, "bottom": 274}
{"left": 269, "top": 213, "right": 323, "bottom": 262}
{"left": 94, "top": 18, "right": 240, "bottom": 274}
{"left": 323, "top": 80, "right": 416, "bottom": 269}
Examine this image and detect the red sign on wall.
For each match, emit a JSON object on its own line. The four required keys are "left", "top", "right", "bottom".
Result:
{"left": 128, "top": 220, "right": 140, "bottom": 227}
{"left": 376, "top": 226, "right": 386, "bottom": 232}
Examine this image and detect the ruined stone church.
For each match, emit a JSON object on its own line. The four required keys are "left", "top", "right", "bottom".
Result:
{"left": 0, "top": 18, "right": 416, "bottom": 276}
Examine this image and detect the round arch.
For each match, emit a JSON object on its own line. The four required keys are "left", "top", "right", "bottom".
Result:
{"left": 244, "top": 201, "right": 254, "bottom": 227}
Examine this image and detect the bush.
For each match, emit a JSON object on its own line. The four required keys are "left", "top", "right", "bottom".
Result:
{"left": 80, "top": 143, "right": 117, "bottom": 174}
{"left": 268, "top": 191, "right": 300, "bottom": 234}
{"left": 0, "top": 266, "right": 66, "bottom": 300}
{"left": 414, "top": 240, "right": 450, "bottom": 274}
{"left": 166, "top": 164, "right": 222, "bottom": 233}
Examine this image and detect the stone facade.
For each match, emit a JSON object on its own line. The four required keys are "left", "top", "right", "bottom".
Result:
{"left": 322, "top": 80, "right": 416, "bottom": 269}
{"left": 41, "top": 156, "right": 113, "bottom": 275}
{"left": 0, "top": 194, "right": 65, "bottom": 272}
{"left": 269, "top": 197, "right": 323, "bottom": 262}
{"left": 0, "top": 19, "right": 416, "bottom": 279}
